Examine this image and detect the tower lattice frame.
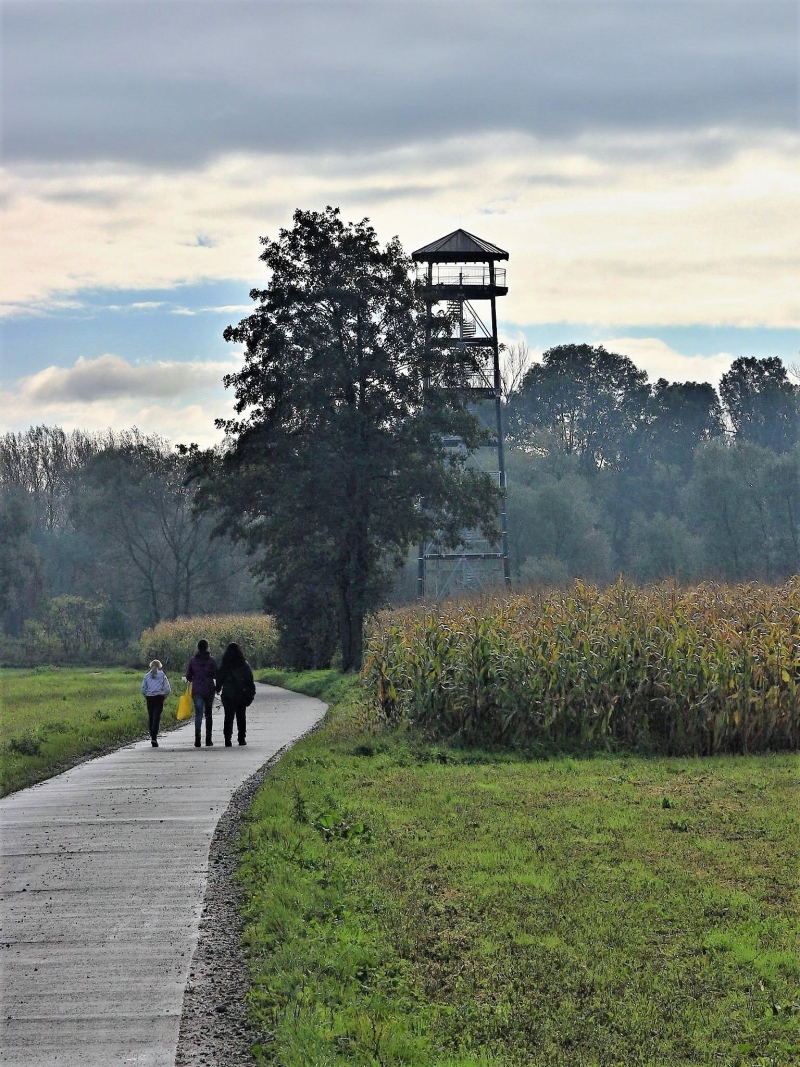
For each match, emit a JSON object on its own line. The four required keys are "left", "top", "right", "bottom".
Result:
{"left": 412, "top": 228, "right": 512, "bottom": 598}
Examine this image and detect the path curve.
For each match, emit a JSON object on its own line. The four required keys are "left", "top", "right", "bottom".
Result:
{"left": 0, "top": 683, "right": 326, "bottom": 1067}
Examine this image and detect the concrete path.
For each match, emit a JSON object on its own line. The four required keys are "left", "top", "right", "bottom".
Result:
{"left": 0, "top": 684, "right": 326, "bottom": 1067}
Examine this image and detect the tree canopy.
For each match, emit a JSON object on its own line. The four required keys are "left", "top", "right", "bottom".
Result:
{"left": 507, "top": 344, "right": 650, "bottom": 472}
{"left": 720, "top": 356, "right": 797, "bottom": 453}
{"left": 646, "top": 379, "right": 726, "bottom": 472}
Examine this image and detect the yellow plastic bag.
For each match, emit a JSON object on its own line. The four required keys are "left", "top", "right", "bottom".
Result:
{"left": 177, "top": 683, "right": 193, "bottom": 721}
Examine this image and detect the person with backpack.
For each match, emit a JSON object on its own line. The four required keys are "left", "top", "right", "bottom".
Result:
{"left": 186, "top": 639, "right": 218, "bottom": 748}
{"left": 215, "top": 642, "right": 256, "bottom": 747}
{"left": 141, "top": 659, "right": 171, "bottom": 747}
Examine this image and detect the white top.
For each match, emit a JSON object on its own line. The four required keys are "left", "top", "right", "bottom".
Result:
{"left": 141, "top": 669, "right": 171, "bottom": 697}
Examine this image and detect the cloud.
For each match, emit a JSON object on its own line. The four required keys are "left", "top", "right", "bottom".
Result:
{"left": 506, "top": 334, "right": 737, "bottom": 388}
{"left": 20, "top": 353, "right": 235, "bottom": 403}
{"left": 3, "top": 2, "right": 797, "bottom": 166}
{"left": 1, "top": 353, "right": 242, "bottom": 446}
{"left": 600, "top": 337, "right": 734, "bottom": 385}
{"left": 201, "top": 305, "right": 252, "bottom": 314}
{"left": 4, "top": 132, "right": 797, "bottom": 328}
{"left": 169, "top": 304, "right": 253, "bottom": 316}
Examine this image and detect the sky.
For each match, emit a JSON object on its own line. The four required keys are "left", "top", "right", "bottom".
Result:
{"left": 2, "top": 0, "right": 799, "bottom": 446}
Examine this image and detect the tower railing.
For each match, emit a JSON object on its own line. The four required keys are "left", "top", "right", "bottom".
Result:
{"left": 416, "top": 264, "right": 506, "bottom": 288}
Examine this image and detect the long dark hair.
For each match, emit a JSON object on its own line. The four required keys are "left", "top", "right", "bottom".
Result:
{"left": 220, "top": 642, "right": 246, "bottom": 671}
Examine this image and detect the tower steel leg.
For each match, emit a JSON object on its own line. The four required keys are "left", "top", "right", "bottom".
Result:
{"left": 494, "top": 393, "right": 511, "bottom": 585}
{"left": 489, "top": 273, "right": 512, "bottom": 586}
{"left": 416, "top": 274, "right": 434, "bottom": 601}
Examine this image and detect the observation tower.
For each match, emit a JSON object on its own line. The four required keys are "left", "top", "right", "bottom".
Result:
{"left": 412, "top": 228, "right": 511, "bottom": 598}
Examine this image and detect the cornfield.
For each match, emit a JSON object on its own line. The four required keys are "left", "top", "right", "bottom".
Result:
{"left": 139, "top": 614, "right": 277, "bottom": 672}
{"left": 363, "top": 580, "right": 800, "bottom": 754}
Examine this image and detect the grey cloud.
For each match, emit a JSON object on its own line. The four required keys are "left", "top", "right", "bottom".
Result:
{"left": 353, "top": 183, "right": 444, "bottom": 203}
{"left": 23, "top": 354, "right": 226, "bottom": 402}
{"left": 38, "top": 189, "right": 125, "bottom": 208}
{"left": 2, "top": 1, "right": 797, "bottom": 167}
{"left": 521, "top": 173, "right": 607, "bottom": 187}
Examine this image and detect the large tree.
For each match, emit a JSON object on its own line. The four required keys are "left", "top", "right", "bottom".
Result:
{"left": 507, "top": 344, "right": 650, "bottom": 473}
{"left": 504, "top": 451, "right": 611, "bottom": 582}
{"left": 192, "top": 207, "right": 498, "bottom": 670}
{"left": 683, "top": 441, "right": 779, "bottom": 580}
{"left": 76, "top": 433, "right": 247, "bottom": 625}
{"left": 0, "top": 491, "right": 43, "bottom": 633}
{"left": 720, "top": 356, "right": 798, "bottom": 453}
{"left": 646, "top": 379, "right": 725, "bottom": 472}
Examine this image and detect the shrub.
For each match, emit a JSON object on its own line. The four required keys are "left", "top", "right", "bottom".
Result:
{"left": 139, "top": 613, "right": 278, "bottom": 672}
{"left": 363, "top": 579, "right": 800, "bottom": 754}
{"left": 6, "top": 731, "right": 42, "bottom": 757}
{"left": 0, "top": 596, "right": 130, "bottom": 667}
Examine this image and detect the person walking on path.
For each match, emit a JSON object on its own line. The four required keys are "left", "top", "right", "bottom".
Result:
{"left": 216, "top": 642, "right": 256, "bottom": 747}
{"left": 186, "top": 639, "right": 218, "bottom": 748}
{"left": 141, "top": 659, "right": 171, "bottom": 747}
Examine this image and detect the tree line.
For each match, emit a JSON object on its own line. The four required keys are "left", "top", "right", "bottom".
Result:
{"left": 1, "top": 209, "right": 797, "bottom": 670}
{"left": 0, "top": 426, "right": 259, "bottom": 662}
{"left": 496, "top": 345, "right": 799, "bottom": 588}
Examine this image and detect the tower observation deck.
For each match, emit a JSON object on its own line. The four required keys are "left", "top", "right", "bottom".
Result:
{"left": 412, "top": 228, "right": 511, "bottom": 598}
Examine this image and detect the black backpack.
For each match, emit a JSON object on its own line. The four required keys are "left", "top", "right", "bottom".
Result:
{"left": 226, "top": 664, "right": 256, "bottom": 706}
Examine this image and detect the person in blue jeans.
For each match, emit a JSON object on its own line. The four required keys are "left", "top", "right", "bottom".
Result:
{"left": 186, "top": 639, "right": 218, "bottom": 748}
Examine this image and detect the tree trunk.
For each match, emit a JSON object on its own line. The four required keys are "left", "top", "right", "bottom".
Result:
{"left": 338, "top": 464, "right": 370, "bottom": 672}
{"left": 349, "top": 612, "right": 364, "bottom": 672}
{"left": 338, "top": 585, "right": 365, "bottom": 673}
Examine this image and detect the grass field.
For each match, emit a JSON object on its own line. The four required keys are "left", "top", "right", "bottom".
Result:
{"left": 246, "top": 671, "right": 799, "bottom": 1066}
{"left": 0, "top": 667, "right": 180, "bottom": 796}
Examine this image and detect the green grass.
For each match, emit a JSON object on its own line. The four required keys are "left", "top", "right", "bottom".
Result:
{"left": 259, "top": 667, "right": 357, "bottom": 705}
{"left": 241, "top": 673, "right": 799, "bottom": 1066}
{"left": 0, "top": 667, "right": 181, "bottom": 796}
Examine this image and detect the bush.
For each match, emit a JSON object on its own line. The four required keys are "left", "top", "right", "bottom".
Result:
{"left": 0, "top": 596, "right": 133, "bottom": 667}
{"left": 6, "top": 731, "right": 42, "bottom": 757}
{"left": 363, "top": 579, "right": 800, "bottom": 754}
{"left": 139, "top": 613, "right": 278, "bottom": 672}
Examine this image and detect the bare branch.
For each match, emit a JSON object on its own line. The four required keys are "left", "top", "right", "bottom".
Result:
{"left": 500, "top": 341, "right": 533, "bottom": 402}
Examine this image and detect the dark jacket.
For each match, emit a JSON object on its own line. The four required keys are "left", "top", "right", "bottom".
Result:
{"left": 216, "top": 661, "right": 256, "bottom": 707}
{"left": 186, "top": 652, "right": 217, "bottom": 700}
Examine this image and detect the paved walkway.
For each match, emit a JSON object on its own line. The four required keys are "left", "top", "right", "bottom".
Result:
{"left": 0, "top": 684, "right": 326, "bottom": 1067}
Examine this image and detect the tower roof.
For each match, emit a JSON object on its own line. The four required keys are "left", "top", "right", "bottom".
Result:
{"left": 411, "top": 228, "right": 508, "bottom": 263}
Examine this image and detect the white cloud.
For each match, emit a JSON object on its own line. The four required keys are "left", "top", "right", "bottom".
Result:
{"left": 2, "top": 131, "right": 799, "bottom": 330}
{"left": 169, "top": 303, "right": 253, "bottom": 316}
{"left": 128, "top": 403, "right": 224, "bottom": 448}
{"left": 599, "top": 337, "right": 734, "bottom": 385}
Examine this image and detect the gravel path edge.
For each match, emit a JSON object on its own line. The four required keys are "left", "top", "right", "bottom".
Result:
{"left": 174, "top": 715, "right": 325, "bottom": 1066}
